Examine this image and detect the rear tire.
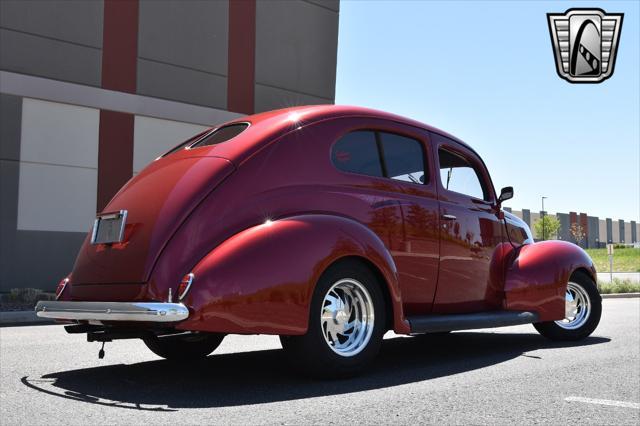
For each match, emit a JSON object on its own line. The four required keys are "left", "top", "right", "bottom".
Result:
{"left": 280, "top": 260, "right": 386, "bottom": 378}
{"left": 533, "top": 271, "right": 601, "bottom": 341}
{"left": 143, "top": 333, "right": 224, "bottom": 360}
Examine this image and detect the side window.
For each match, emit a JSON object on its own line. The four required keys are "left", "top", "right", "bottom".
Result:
{"left": 379, "top": 132, "right": 427, "bottom": 184}
{"left": 331, "top": 130, "right": 427, "bottom": 184}
{"left": 438, "top": 148, "right": 487, "bottom": 200}
{"left": 331, "top": 131, "right": 383, "bottom": 177}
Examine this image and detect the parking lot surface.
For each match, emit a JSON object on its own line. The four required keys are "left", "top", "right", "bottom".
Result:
{"left": 1, "top": 299, "right": 638, "bottom": 425}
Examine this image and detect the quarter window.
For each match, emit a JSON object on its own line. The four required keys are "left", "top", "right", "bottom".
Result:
{"left": 331, "top": 131, "right": 384, "bottom": 177}
{"left": 332, "top": 130, "right": 427, "bottom": 184}
{"left": 438, "top": 148, "right": 487, "bottom": 200}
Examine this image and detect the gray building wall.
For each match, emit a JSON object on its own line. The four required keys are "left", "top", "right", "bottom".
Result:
{"left": 606, "top": 218, "right": 613, "bottom": 243}
{"left": 619, "top": 220, "right": 626, "bottom": 243}
{"left": 522, "top": 209, "right": 531, "bottom": 227}
{"left": 0, "top": 0, "right": 340, "bottom": 292}
{"left": 557, "top": 213, "right": 571, "bottom": 242}
{"left": 632, "top": 221, "right": 637, "bottom": 243}
{"left": 0, "top": 1, "right": 104, "bottom": 86}
{"left": 587, "top": 216, "right": 599, "bottom": 248}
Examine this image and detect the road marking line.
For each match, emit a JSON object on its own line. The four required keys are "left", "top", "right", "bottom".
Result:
{"left": 565, "top": 396, "right": 640, "bottom": 409}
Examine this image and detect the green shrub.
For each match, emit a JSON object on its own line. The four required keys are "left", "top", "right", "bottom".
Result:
{"left": 598, "top": 279, "right": 640, "bottom": 294}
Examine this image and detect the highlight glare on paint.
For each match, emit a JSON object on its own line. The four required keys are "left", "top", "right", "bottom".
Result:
{"left": 264, "top": 219, "right": 273, "bottom": 227}
{"left": 288, "top": 112, "right": 302, "bottom": 123}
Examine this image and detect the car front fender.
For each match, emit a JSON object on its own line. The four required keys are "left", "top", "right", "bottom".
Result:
{"left": 504, "top": 240, "right": 596, "bottom": 321}
{"left": 176, "top": 214, "right": 408, "bottom": 335}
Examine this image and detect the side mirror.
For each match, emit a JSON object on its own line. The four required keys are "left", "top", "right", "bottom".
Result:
{"left": 498, "top": 186, "right": 514, "bottom": 203}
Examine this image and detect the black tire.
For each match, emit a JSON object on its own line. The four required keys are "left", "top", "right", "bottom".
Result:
{"left": 533, "top": 270, "right": 601, "bottom": 341}
{"left": 143, "top": 332, "right": 224, "bottom": 360}
{"left": 280, "top": 260, "right": 386, "bottom": 378}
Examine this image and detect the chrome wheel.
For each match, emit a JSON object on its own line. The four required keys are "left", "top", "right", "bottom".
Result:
{"left": 555, "top": 281, "right": 591, "bottom": 330}
{"left": 321, "top": 278, "right": 375, "bottom": 357}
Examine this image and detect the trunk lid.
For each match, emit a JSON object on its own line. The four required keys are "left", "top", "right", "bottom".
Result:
{"left": 72, "top": 155, "right": 235, "bottom": 284}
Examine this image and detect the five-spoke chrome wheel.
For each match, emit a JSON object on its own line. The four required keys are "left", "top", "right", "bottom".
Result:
{"left": 321, "top": 278, "right": 375, "bottom": 357}
{"left": 555, "top": 281, "right": 591, "bottom": 330}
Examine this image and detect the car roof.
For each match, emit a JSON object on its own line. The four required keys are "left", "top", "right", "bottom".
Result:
{"left": 175, "top": 105, "right": 477, "bottom": 166}
{"left": 238, "top": 104, "right": 470, "bottom": 148}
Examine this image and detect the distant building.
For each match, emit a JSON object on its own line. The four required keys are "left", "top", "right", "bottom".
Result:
{"left": 509, "top": 209, "right": 638, "bottom": 247}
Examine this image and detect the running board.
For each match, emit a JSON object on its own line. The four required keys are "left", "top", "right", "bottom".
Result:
{"left": 407, "top": 311, "right": 539, "bottom": 333}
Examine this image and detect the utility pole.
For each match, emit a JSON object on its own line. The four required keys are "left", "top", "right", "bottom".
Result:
{"left": 541, "top": 196, "right": 547, "bottom": 240}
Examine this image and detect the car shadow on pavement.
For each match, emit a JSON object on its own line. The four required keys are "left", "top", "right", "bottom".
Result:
{"left": 22, "top": 332, "right": 609, "bottom": 411}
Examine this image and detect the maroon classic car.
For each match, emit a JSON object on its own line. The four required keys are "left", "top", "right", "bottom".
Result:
{"left": 36, "top": 105, "right": 601, "bottom": 377}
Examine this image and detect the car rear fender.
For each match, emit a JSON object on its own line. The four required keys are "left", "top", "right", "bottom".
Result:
{"left": 504, "top": 240, "right": 597, "bottom": 321}
{"left": 176, "top": 214, "right": 409, "bottom": 335}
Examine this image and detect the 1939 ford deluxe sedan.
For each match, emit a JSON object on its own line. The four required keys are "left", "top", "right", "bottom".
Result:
{"left": 36, "top": 105, "right": 601, "bottom": 377}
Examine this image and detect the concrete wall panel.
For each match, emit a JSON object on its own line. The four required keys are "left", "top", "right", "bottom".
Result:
{"left": 137, "top": 59, "right": 227, "bottom": 109}
{"left": 0, "top": 29, "right": 101, "bottom": 86}
{"left": 254, "top": 84, "right": 332, "bottom": 113}
{"left": 20, "top": 98, "right": 99, "bottom": 168}
{"left": 0, "top": 94, "right": 22, "bottom": 161}
{"left": 0, "top": 0, "right": 103, "bottom": 48}
{"left": 305, "top": 0, "right": 340, "bottom": 12}
{"left": 255, "top": 0, "right": 338, "bottom": 100}
{"left": 138, "top": 0, "right": 228, "bottom": 75}
{"left": 587, "top": 216, "right": 599, "bottom": 248}
{"left": 133, "top": 116, "right": 207, "bottom": 173}
{"left": 17, "top": 162, "right": 97, "bottom": 233}
{"left": 4, "top": 230, "right": 86, "bottom": 291}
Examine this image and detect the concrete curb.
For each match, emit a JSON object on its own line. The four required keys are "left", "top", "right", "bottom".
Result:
{"left": 601, "top": 292, "right": 640, "bottom": 299}
{"left": 0, "top": 311, "right": 54, "bottom": 327}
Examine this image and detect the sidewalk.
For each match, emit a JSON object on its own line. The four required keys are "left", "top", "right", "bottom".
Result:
{"left": 598, "top": 272, "right": 640, "bottom": 283}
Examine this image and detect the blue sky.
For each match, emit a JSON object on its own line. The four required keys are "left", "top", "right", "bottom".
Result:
{"left": 335, "top": 1, "right": 639, "bottom": 221}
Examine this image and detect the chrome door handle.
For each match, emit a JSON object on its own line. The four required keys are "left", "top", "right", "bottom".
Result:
{"left": 441, "top": 214, "right": 457, "bottom": 220}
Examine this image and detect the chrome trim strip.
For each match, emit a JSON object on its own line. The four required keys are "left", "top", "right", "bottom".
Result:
{"left": 35, "top": 301, "right": 189, "bottom": 323}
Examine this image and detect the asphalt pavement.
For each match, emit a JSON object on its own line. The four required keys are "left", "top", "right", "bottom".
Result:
{"left": 1, "top": 299, "right": 638, "bottom": 425}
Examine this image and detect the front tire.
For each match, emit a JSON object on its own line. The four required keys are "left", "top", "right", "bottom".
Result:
{"left": 143, "top": 333, "right": 224, "bottom": 360}
{"left": 280, "top": 260, "right": 386, "bottom": 378}
{"left": 533, "top": 271, "right": 601, "bottom": 341}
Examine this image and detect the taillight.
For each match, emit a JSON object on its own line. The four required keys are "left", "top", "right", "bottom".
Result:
{"left": 177, "top": 273, "right": 194, "bottom": 301}
{"left": 55, "top": 277, "right": 69, "bottom": 300}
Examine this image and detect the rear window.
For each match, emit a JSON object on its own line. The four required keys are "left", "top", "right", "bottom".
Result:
{"left": 190, "top": 123, "right": 249, "bottom": 149}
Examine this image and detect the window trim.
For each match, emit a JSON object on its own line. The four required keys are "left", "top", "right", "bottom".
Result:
{"left": 437, "top": 146, "right": 491, "bottom": 202}
{"left": 331, "top": 128, "right": 430, "bottom": 187}
{"left": 185, "top": 121, "right": 251, "bottom": 151}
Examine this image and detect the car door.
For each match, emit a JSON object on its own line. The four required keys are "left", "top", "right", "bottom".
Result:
{"left": 431, "top": 133, "right": 505, "bottom": 313}
{"left": 375, "top": 129, "right": 440, "bottom": 316}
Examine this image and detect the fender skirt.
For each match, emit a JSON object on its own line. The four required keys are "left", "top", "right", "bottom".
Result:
{"left": 504, "top": 240, "right": 596, "bottom": 322}
{"left": 176, "top": 215, "right": 408, "bottom": 335}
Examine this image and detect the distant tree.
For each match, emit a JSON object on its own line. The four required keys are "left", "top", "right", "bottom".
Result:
{"left": 533, "top": 216, "right": 561, "bottom": 240}
{"left": 569, "top": 223, "right": 586, "bottom": 245}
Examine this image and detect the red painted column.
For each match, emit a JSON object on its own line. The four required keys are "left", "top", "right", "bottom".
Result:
{"left": 97, "top": 0, "right": 139, "bottom": 211}
{"left": 227, "top": 0, "right": 256, "bottom": 114}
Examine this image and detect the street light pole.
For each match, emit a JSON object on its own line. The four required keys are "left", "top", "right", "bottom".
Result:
{"left": 541, "top": 196, "right": 547, "bottom": 240}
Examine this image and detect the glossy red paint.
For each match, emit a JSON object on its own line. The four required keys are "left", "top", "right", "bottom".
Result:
{"left": 504, "top": 240, "right": 596, "bottom": 321}
{"left": 66, "top": 105, "right": 596, "bottom": 335}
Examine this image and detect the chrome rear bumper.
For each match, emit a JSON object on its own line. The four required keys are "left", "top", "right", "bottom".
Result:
{"left": 35, "top": 301, "right": 189, "bottom": 323}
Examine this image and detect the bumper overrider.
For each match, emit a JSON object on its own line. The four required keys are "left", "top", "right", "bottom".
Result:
{"left": 35, "top": 301, "right": 189, "bottom": 323}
